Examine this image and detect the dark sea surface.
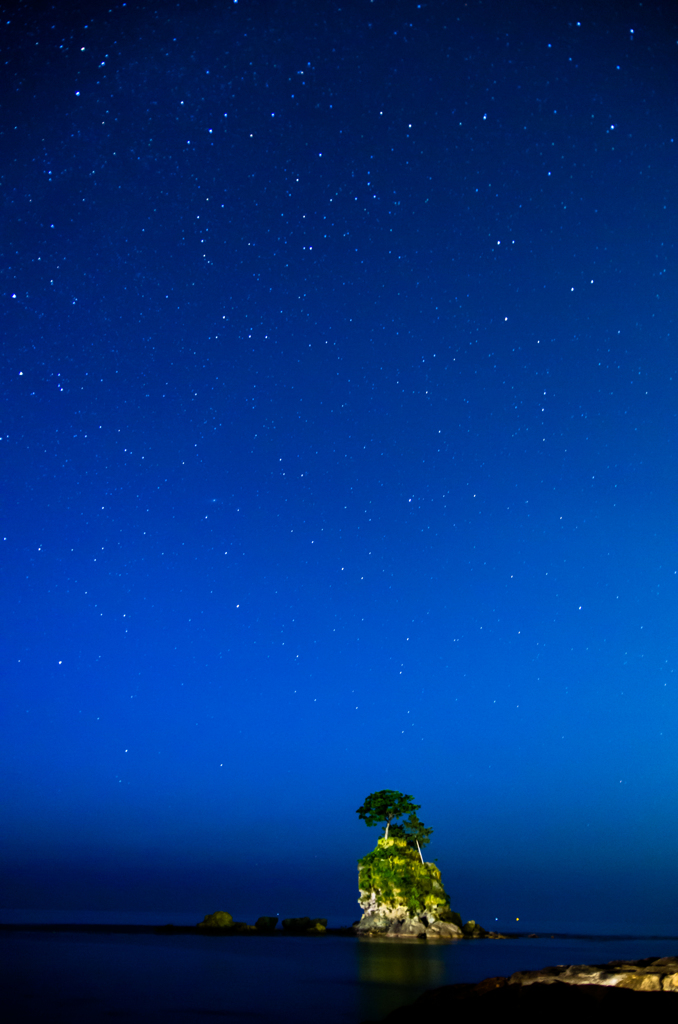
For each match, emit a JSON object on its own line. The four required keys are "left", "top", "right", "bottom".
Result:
{"left": 3, "top": 930, "right": 678, "bottom": 1024}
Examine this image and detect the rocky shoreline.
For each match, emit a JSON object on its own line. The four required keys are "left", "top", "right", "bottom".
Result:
{"left": 508, "top": 953, "right": 678, "bottom": 991}
{"left": 194, "top": 907, "right": 502, "bottom": 940}
{"left": 0, "top": 914, "right": 501, "bottom": 940}
{"left": 368, "top": 954, "right": 678, "bottom": 1023}
{"left": 354, "top": 909, "right": 504, "bottom": 940}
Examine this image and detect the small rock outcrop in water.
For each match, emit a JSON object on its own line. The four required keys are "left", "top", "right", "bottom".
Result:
{"left": 195, "top": 912, "right": 327, "bottom": 934}
{"left": 254, "top": 916, "right": 278, "bottom": 931}
{"left": 197, "top": 911, "right": 235, "bottom": 929}
{"left": 355, "top": 836, "right": 475, "bottom": 939}
{"left": 281, "top": 916, "right": 327, "bottom": 933}
{"left": 197, "top": 911, "right": 257, "bottom": 932}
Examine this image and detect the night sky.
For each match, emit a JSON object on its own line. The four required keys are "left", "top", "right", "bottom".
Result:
{"left": 2, "top": 0, "right": 677, "bottom": 934}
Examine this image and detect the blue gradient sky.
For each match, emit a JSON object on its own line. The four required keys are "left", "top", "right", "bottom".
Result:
{"left": 2, "top": 0, "right": 677, "bottom": 933}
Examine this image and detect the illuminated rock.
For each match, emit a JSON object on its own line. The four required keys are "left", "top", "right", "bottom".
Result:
{"left": 355, "top": 836, "right": 465, "bottom": 939}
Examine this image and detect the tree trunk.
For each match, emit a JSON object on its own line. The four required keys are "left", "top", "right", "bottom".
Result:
{"left": 416, "top": 839, "right": 424, "bottom": 864}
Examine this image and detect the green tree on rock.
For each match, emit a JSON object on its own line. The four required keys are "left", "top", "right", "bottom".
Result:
{"left": 390, "top": 811, "right": 433, "bottom": 864}
{"left": 356, "top": 792, "right": 450, "bottom": 923}
{"left": 356, "top": 790, "right": 432, "bottom": 855}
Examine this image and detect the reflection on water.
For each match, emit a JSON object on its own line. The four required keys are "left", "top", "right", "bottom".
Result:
{"left": 5, "top": 931, "right": 678, "bottom": 1024}
{"left": 355, "top": 938, "right": 447, "bottom": 1022}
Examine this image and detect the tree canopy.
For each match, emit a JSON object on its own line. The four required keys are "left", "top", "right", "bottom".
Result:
{"left": 357, "top": 790, "right": 418, "bottom": 838}
{"left": 356, "top": 790, "right": 432, "bottom": 854}
{"left": 390, "top": 811, "right": 433, "bottom": 853}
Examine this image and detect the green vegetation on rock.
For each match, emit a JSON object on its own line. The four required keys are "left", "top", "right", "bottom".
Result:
{"left": 356, "top": 790, "right": 434, "bottom": 863}
{"left": 355, "top": 791, "right": 477, "bottom": 938}
{"left": 462, "top": 919, "right": 488, "bottom": 938}
{"left": 358, "top": 836, "right": 451, "bottom": 917}
{"left": 196, "top": 912, "right": 328, "bottom": 935}
{"left": 197, "top": 911, "right": 234, "bottom": 929}
{"left": 357, "top": 790, "right": 421, "bottom": 840}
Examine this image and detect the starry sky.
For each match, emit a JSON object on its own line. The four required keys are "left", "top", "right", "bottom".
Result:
{"left": 2, "top": 0, "right": 677, "bottom": 934}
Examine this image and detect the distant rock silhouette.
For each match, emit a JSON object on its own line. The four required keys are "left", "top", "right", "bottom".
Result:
{"left": 197, "top": 911, "right": 234, "bottom": 929}
{"left": 254, "top": 916, "right": 278, "bottom": 931}
{"left": 281, "top": 916, "right": 327, "bottom": 933}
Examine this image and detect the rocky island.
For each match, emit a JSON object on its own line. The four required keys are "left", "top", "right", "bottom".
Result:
{"left": 355, "top": 834, "right": 464, "bottom": 938}
{"left": 353, "top": 790, "right": 499, "bottom": 939}
{"left": 194, "top": 789, "right": 502, "bottom": 941}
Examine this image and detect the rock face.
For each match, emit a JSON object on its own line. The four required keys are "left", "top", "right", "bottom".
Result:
{"left": 507, "top": 955, "right": 678, "bottom": 992}
{"left": 372, "top": 963, "right": 678, "bottom": 1024}
{"left": 354, "top": 836, "right": 464, "bottom": 939}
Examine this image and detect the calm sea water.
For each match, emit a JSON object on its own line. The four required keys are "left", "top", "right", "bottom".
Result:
{"left": 3, "top": 930, "right": 678, "bottom": 1024}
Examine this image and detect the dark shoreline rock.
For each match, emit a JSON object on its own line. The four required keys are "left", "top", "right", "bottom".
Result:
{"left": 508, "top": 953, "right": 678, "bottom": 990}
{"left": 364, "top": 954, "right": 678, "bottom": 1023}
